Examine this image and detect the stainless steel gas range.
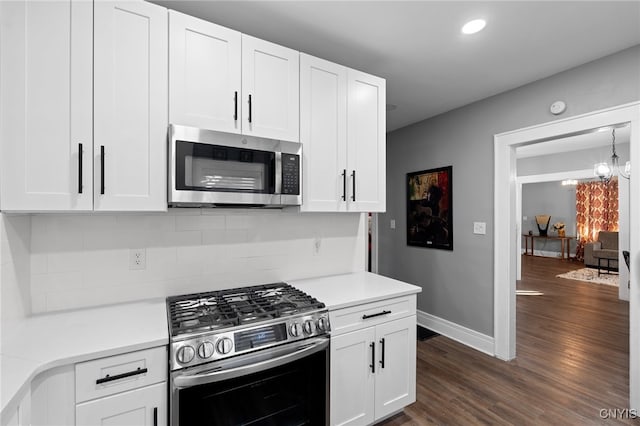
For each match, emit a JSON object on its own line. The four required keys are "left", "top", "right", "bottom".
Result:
{"left": 167, "top": 282, "right": 331, "bottom": 425}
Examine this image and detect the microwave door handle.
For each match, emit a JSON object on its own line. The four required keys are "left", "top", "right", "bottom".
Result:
{"left": 275, "top": 152, "right": 282, "bottom": 195}
{"left": 173, "top": 338, "right": 329, "bottom": 388}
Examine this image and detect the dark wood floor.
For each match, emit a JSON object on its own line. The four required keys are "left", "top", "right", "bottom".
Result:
{"left": 380, "top": 255, "right": 631, "bottom": 425}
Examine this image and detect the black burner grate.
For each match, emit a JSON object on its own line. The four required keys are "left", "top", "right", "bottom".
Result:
{"left": 167, "top": 283, "right": 324, "bottom": 337}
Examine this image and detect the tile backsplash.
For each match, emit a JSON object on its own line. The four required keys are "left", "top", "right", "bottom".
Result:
{"left": 27, "top": 209, "right": 365, "bottom": 313}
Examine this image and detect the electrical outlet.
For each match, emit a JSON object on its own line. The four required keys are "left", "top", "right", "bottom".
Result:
{"left": 313, "top": 237, "right": 321, "bottom": 255}
{"left": 390, "top": 220, "right": 396, "bottom": 229}
{"left": 129, "top": 249, "right": 146, "bottom": 270}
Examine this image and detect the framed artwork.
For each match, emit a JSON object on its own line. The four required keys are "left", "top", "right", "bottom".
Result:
{"left": 407, "top": 166, "right": 453, "bottom": 250}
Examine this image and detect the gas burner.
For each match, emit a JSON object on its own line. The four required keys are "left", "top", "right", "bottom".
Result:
{"left": 167, "top": 282, "right": 329, "bottom": 370}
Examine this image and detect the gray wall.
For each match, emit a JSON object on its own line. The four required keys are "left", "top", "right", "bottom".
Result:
{"left": 518, "top": 143, "right": 629, "bottom": 254}
{"left": 522, "top": 181, "right": 576, "bottom": 254}
{"left": 378, "top": 45, "right": 640, "bottom": 337}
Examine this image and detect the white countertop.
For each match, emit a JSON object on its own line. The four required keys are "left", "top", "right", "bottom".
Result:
{"left": 0, "top": 272, "right": 420, "bottom": 418}
{"left": 1, "top": 298, "right": 168, "bottom": 415}
{"left": 291, "top": 271, "right": 422, "bottom": 310}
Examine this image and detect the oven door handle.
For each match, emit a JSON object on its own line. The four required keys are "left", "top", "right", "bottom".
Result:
{"left": 173, "top": 338, "right": 329, "bottom": 388}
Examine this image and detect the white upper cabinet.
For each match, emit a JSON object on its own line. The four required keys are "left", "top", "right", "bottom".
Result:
{"left": 169, "top": 10, "right": 241, "bottom": 134}
{"left": 0, "top": 0, "right": 168, "bottom": 213}
{"left": 300, "top": 55, "right": 386, "bottom": 212}
{"left": 0, "top": 0, "right": 93, "bottom": 212}
{"left": 300, "top": 54, "right": 348, "bottom": 212}
{"left": 94, "top": 1, "right": 168, "bottom": 212}
{"left": 347, "top": 69, "right": 386, "bottom": 212}
{"left": 241, "top": 35, "right": 300, "bottom": 142}
{"left": 168, "top": 14, "right": 300, "bottom": 142}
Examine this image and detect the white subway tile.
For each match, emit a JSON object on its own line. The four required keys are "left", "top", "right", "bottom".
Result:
{"left": 23, "top": 212, "right": 363, "bottom": 312}
{"left": 226, "top": 215, "right": 249, "bottom": 230}
{"left": 176, "top": 215, "right": 225, "bottom": 231}
{"left": 31, "top": 253, "right": 48, "bottom": 274}
{"left": 48, "top": 251, "right": 84, "bottom": 273}
{"left": 116, "top": 215, "right": 175, "bottom": 232}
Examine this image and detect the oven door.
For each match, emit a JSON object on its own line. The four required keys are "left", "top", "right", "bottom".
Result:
{"left": 171, "top": 337, "right": 329, "bottom": 426}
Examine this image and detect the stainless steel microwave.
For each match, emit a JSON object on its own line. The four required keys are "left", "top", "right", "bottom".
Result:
{"left": 169, "top": 125, "right": 302, "bottom": 207}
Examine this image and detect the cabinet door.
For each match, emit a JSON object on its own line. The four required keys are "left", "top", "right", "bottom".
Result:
{"left": 374, "top": 315, "right": 417, "bottom": 421}
{"left": 346, "top": 69, "right": 386, "bottom": 212}
{"left": 76, "top": 382, "right": 166, "bottom": 426}
{"left": 300, "top": 54, "right": 347, "bottom": 212}
{"left": 94, "top": 1, "right": 168, "bottom": 212}
{"left": 169, "top": 10, "right": 241, "bottom": 133}
{"left": 242, "top": 35, "right": 299, "bottom": 142}
{"left": 330, "top": 327, "right": 376, "bottom": 426}
{"left": 0, "top": 0, "right": 92, "bottom": 211}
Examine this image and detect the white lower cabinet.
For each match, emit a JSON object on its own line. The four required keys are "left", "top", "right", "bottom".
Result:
{"left": 76, "top": 382, "right": 166, "bottom": 426}
{"left": 75, "top": 346, "right": 167, "bottom": 426}
{"left": 330, "top": 304, "right": 416, "bottom": 426}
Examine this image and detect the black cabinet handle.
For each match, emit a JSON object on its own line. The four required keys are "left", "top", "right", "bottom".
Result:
{"left": 96, "top": 367, "right": 148, "bottom": 385}
{"left": 380, "top": 338, "right": 386, "bottom": 369}
{"left": 369, "top": 342, "right": 375, "bottom": 373}
{"left": 100, "top": 145, "right": 105, "bottom": 195}
{"left": 351, "top": 170, "right": 356, "bottom": 201}
{"left": 362, "top": 310, "right": 391, "bottom": 320}
{"left": 341, "top": 169, "right": 347, "bottom": 201}
{"left": 78, "top": 143, "right": 83, "bottom": 194}
{"left": 248, "top": 94, "right": 252, "bottom": 123}
{"left": 153, "top": 407, "right": 158, "bottom": 426}
{"left": 234, "top": 91, "right": 238, "bottom": 121}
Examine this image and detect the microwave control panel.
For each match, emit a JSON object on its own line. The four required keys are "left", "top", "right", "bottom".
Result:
{"left": 281, "top": 154, "right": 300, "bottom": 195}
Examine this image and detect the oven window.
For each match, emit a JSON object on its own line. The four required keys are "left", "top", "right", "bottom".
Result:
{"left": 178, "top": 349, "right": 327, "bottom": 425}
{"left": 176, "top": 141, "right": 275, "bottom": 193}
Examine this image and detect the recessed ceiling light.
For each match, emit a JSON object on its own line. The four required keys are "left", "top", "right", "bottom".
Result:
{"left": 461, "top": 19, "right": 486, "bottom": 35}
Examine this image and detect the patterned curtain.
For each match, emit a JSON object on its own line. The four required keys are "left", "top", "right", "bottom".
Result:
{"left": 575, "top": 179, "right": 618, "bottom": 261}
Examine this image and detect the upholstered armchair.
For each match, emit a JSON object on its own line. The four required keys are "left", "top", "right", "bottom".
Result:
{"left": 584, "top": 231, "right": 619, "bottom": 273}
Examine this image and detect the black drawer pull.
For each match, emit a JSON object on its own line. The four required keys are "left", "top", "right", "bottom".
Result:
{"left": 248, "top": 94, "right": 252, "bottom": 123}
{"left": 341, "top": 169, "right": 347, "bottom": 201}
{"left": 380, "top": 337, "right": 386, "bottom": 369}
{"left": 153, "top": 407, "right": 158, "bottom": 426}
{"left": 96, "top": 367, "right": 148, "bottom": 385}
{"left": 362, "top": 310, "right": 391, "bottom": 320}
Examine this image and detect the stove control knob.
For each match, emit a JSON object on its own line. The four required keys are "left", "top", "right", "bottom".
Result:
{"left": 289, "top": 322, "right": 303, "bottom": 337}
{"left": 176, "top": 345, "right": 195, "bottom": 364}
{"left": 316, "top": 317, "right": 328, "bottom": 332}
{"left": 303, "top": 320, "right": 314, "bottom": 335}
{"left": 216, "top": 337, "right": 233, "bottom": 355}
{"left": 198, "top": 341, "right": 215, "bottom": 359}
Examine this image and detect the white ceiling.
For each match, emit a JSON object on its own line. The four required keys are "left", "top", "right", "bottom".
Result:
{"left": 152, "top": 1, "right": 640, "bottom": 132}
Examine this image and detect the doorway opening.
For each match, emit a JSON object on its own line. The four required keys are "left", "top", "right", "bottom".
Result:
{"left": 493, "top": 101, "right": 639, "bottom": 407}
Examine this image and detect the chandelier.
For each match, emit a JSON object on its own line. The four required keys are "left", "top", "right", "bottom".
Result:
{"left": 593, "top": 128, "right": 631, "bottom": 183}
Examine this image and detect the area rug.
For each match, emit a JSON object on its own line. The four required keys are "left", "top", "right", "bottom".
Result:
{"left": 556, "top": 268, "right": 619, "bottom": 286}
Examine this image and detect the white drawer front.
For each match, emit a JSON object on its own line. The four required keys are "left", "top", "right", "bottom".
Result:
{"left": 329, "top": 295, "right": 416, "bottom": 336}
{"left": 76, "top": 346, "right": 167, "bottom": 403}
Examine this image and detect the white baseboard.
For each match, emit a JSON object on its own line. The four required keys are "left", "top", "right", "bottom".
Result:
{"left": 417, "top": 310, "right": 495, "bottom": 356}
